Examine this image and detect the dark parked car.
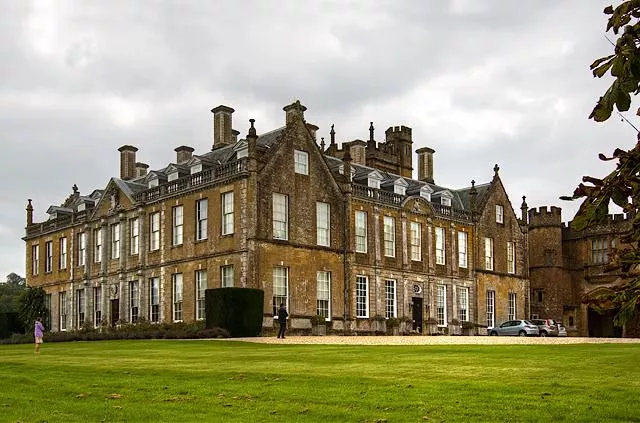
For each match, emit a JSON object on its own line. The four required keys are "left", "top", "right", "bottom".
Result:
{"left": 530, "top": 319, "right": 559, "bottom": 337}
{"left": 487, "top": 320, "right": 540, "bottom": 337}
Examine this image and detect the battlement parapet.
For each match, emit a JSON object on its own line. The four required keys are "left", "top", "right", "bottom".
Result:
{"left": 561, "top": 212, "right": 635, "bottom": 237}
{"left": 384, "top": 125, "right": 412, "bottom": 143}
{"left": 528, "top": 206, "right": 562, "bottom": 227}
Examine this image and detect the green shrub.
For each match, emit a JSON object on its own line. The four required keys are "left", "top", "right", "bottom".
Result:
{"left": 386, "top": 317, "right": 400, "bottom": 328}
{"left": 205, "top": 288, "right": 264, "bottom": 337}
{"left": 0, "top": 312, "right": 24, "bottom": 339}
{"left": 310, "top": 315, "right": 327, "bottom": 326}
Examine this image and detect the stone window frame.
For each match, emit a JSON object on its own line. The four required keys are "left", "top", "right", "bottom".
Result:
{"left": 130, "top": 218, "right": 139, "bottom": 256}
{"left": 355, "top": 275, "right": 369, "bottom": 318}
{"left": 435, "top": 227, "right": 446, "bottom": 265}
{"left": 508, "top": 292, "right": 517, "bottom": 320}
{"left": 486, "top": 290, "right": 496, "bottom": 328}
{"left": 294, "top": 150, "right": 309, "bottom": 175}
{"left": 458, "top": 231, "right": 468, "bottom": 268}
{"left": 484, "top": 237, "right": 494, "bottom": 271}
{"left": 44, "top": 240, "right": 53, "bottom": 273}
{"left": 93, "top": 286, "right": 102, "bottom": 328}
{"left": 76, "top": 288, "right": 85, "bottom": 328}
{"left": 94, "top": 227, "right": 103, "bottom": 263}
{"left": 436, "top": 285, "right": 447, "bottom": 327}
{"left": 111, "top": 223, "right": 120, "bottom": 260}
{"left": 458, "top": 286, "right": 469, "bottom": 322}
{"left": 149, "top": 277, "right": 160, "bottom": 323}
{"left": 273, "top": 267, "right": 289, "bottom": 319}
{"left": 59, "top": 237, "right": 67, "bottom": 270}
{"left": 77, "top": 232, "right": 86, "bottom": 267}
{"left": 496, "top": 204, "right": 504, "bottom": 224}
{"left": 385, "top": 279, "right": 397, "bottom": 319}
{"left": 317, "top": 271, "right": 331, "bottom": 321}
{"left": 150, "top": 212, "right": 161, "bottom": 251}
{"left": 172, "top": 273, "right": 183, "bottom": 322}
{"left": 410, "top": 221, "right": 422, "bottom": 262}
{"left": 221, "top": 265, "right": 234, "bottom": 288}
{"left": 196, "top": 270, "right": 207, "bottom": 320}
{"left": 222, "top": 191, "right": 234, "bottom": 236}
{"left": 355, "top": 211, "right": 368, "bottom": 253}
{"left": 172, "top": 205, "right": 184, "bottom": 246}
{"left": 129, "top": 280, "right": 139, "bottom": 323}
{"left": 272, "top": 193, "right": 289, "bottom": 241}
{"left": 195, "top": 199, "right": 208, "bottom": 241}
{"left": 31, "top": 244, "right": 39, "bottom": 276}
{"left": 383, "top": 216, "right": 396, "bottom": 258}
{"left": 507, "top": 241, "right": 515, "bottom": 274}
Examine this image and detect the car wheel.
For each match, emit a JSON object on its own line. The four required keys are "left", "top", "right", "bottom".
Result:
{"left": 519, "top": 331, "right": 527, "bottom": 337}
{"left": 490, "top": 331, "right": 498, "bottom": 336}
{"left": 539, "top": 331, "right": 547, "bottom": 337}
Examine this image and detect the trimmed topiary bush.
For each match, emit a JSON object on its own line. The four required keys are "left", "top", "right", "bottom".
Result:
{"left": 205, "top": 288, "right": 264, "bottom": 337}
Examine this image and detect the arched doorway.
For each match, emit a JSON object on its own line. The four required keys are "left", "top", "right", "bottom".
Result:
{"left": 587, "top": 306, "right": 622, "bottom": 338}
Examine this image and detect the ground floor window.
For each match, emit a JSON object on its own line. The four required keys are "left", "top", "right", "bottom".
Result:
{"left": 76, "top": 289, "right": 85, "bottom": 329}
{"left": 316, "top": 271, "right": 330, "bottom": 320}
{"left": 273, "top": 267, "right": 288, "bottom": 318}
{"left": 59, "top": 291, "right": 67, "bottom": 331}
{"left": 508, "top": 292, "right": 516, "bottom": 320}
{"left": 356, "top": 276, "right": 368, "bottom": 318}
{"left": 437, "top": 285, "right": 447, "bottom": 326}
{"left": 93, "top": 287, "right": 102, "bottom": 328}
{"left": 172, "top": 274, "right": 183, "bottom": 322}
{"left": 150, "top": 278, "right": 160, "bottom": 323}
{"left": 458, "top": 287, "right": 469, "bottom": 322}
{"left": 196, "top": 270, "right": 207, "bottom": 320}
{"left": 385, "top": 279, "right": 396, "bottom": 319}
{"left": 487, "top": 290, "right": 495, "bottom": 328}
{"left": 129, "top": 281, "right": 139, "bottom": 323}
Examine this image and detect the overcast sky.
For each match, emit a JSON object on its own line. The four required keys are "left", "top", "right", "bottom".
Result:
{"left": 0, "top": 0, "right": 633, "bottom": 282}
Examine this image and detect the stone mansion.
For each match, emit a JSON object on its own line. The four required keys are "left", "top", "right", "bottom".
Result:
{"left": 23, "top": 101, "right": 530, "bottom": 335}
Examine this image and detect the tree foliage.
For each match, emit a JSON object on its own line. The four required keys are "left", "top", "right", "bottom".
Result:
{"left": 0, "top": 273, "right": 26, "bottom": 313}
{"left": 563, "top": 1, "right": 640, "bottom": 326}
{"left": 18, "top": 287, "right": 47, "bottom": 332}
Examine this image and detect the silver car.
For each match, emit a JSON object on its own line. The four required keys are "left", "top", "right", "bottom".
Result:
{"left": 488, "top": 320, "right": 540, "bottom": 337}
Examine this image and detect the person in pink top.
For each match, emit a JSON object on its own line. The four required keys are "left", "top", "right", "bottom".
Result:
{"left": 34, "top": 317, "right": 44, "bottom": 353}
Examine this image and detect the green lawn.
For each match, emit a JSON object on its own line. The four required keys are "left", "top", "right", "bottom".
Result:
{"left": 1, "top": 340, "right": 639, "bottom": 422}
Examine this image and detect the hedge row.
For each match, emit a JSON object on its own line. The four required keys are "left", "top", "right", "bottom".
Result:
{"left": 0, "top": 320, "right": 229, "bottom": 345}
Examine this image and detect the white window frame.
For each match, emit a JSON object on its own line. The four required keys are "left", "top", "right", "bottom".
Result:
{"left": 368, "top": 178, "right": 380, "bottom": 189}
{"left": 130, "top": 218, "right": 139, "bottom": 255}
{"left": 44, "top": 241, "right": 53, "bottom": 273}
{"left": 172, "top": 273, "right": 183, "bottom": 322}
{"left": 485, "top": 237, "right": 494, "bottom": 271}
{"left": 437, "top": 285, "right": 447, "bottom": 327}
{"left": 111, "top": 223, "right": 120, "bottom": 260}
{"left": 273, "top": 193, "right": 289, "bottom": 240}
{"left": 94, "top": 287, "right": 102, "bottom": 328}
{"left": 435, "top": 227, "right": 445, "bottom": 265}
{"left": 273, "top": 267, "right": 289, "bottom": 318}
{"left": 508, "top": 292, "right": 517, "bottom": 320}
{"left": 458, "top": 231, "right": 468, "bottom": 269}
{"left": 383, "top": 216, "right": 396, "bottom": 258}
{"left": 94, "top": 228, "right": 103, "bottom": 263}
{"left": 59, "top": 237, "right": 67, "bottom": 270}
{"left": 507, "top": 241, "right": 515, "bottom": 274}
{"left": 316, "top": 202, "right": 330, "bottom": 247}
{"left": 458, "top": 287, "right": 469, "bottom": 322}
{"left": 173, "top": 205, "right": 184, "bottom": 246}
{"left": 59, "top": 291, "right": 67, "bottom": 331}
{"left": 355, "top": 275, "right": 369, "bottom": 318}
{"left": 441, "top": 197, "right": 452, "bottom": 207}
{"left": 196, "top": 199, "right": 208, "bottom": 241}
{"left": 496, "top": 205, "right": 504, "bottom": 224}
{"left": 393, "top": 183, "right": 406, "bottom": 195}
{"left": 294, "top": 150, "right": 309, "bottom": 175}
{"left": 196, "top": 270, "right": 207, "bottom": 320}
{"left": 355, "top": 211, "right": 367, "bottom": 253}
{"left": 191, "top": 163, "right": 203, "bottom": 175}
{"left": 316, "top": 271, "right": 331, "bottom": 321}
{"left": 410, "top": 221, "right": 421, "bottom": 261}
{"left": 78, "top": 233, "right": 86, "bottom": 266}
{"left": 150, "top": 212, "right": 160, "bottom": 251}
{"left": 32, "top": 244, "right": 39, "bottom": 275}
{"left": 222, "top": 191, "right": 234, "bottom": 235}
{"left": 129, "top": 280, "right": 139, "bottom": 323}
{"left": 76, "top": 289, "right": 85, "bottom": 328}
{"left": 486, "top": 290, "right": 495, "bottom": 328}
{"left": 385, "top": 279, "right": 397, "bottom": 319}
{"left": 150, "top": 277, "right": 160, "bottom": 323}
{"left": 221, "top": 265, "right": 234, "bottom": 288}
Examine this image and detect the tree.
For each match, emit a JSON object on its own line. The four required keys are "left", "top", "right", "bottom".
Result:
{"left": 0, "top": 273, "right": 26, "bottom": 313}
{"left": 562, "top": 1, "right": 640, "bottom": 326}
{"left": 18, "top": 287, "right": 47, "bottom": 332}
{"left": 5, "top": 273, "right": 25, "bottom": 288}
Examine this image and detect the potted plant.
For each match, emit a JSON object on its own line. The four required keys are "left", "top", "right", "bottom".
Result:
{"left": 386, "top": 317, "right": 400, "bottom": 336}
{"left": 310, "top": 314, "right": 327, "bottom": 336}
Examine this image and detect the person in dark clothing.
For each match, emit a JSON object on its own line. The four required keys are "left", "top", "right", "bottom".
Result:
{"left": 277, "top": 303, "right": 288, "bottom": 338}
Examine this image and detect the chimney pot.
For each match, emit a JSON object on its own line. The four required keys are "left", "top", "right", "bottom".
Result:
{"left": 283, "top": 100, "right": 307, "bottom": 124}
{"left": 175, "top": 145, "right": 195, "bottom": 164}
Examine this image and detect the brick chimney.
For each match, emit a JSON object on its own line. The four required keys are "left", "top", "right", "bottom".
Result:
{"left": 283, "top": 100, "right": 306, "bottom": 125}
{"left": 175, "top": 146, "right": 194, "bottom": 164}
{"left": 118, "top": 145, "right": 138, "bottom": 180}
{"left": 26, "top": 199, "right": 33, "bottom": 226}
{"left": 135, "top": 162, "right": 149, "bottom": 178}
{"left": 416, "top": 147, "right": 435, "bottom": 184}
{"left": 211, "top": 105, "right": 235, "bottom": 149}
{"left": 232, "top": 129, "right": 240, "bottom": 143}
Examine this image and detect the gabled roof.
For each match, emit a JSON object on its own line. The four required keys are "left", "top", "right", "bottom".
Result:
{"left": 456, "top": 182, "right": 491, "bottom": 210}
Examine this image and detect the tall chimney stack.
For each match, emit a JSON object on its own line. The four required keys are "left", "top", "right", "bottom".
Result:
{"left": 283, "top": 100, "right": 306, "bottom": 125}
{"left": 118, "top": 145, "right": 138, "bottom": 180}
{"left": 175, "top": 146, "right": 194, "bottom": 164}
{"left": 26, "top": 199, "right": 33, "bottom": 226}
{"left": 135, "top": 162, "right": 149, "bottom": 178}
{"left": 416, "top": 147, "right": 435, "bottom": 184}
{"left": 211, "top": 105, "right": 235, "bottom": 149}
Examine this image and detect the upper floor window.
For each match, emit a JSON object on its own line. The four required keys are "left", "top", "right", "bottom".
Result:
{"left": 355, "top": 211, "right": 367, "bottom": 253}
{"left": 191, "top": 163, "right": 202, "bottom": 175}
{"left": 294, "top": 150, "right": 309, "bottom": 175}
{"left": 221, "top": 265, "right": 234, "bottom": 288}
{"left": 485, "top": 237, "right": 494, "bottom": 271}
{"left": 173, "top": 206, "right": 184, "bottom": 246}
{"left": 383, "top": 216, "right": 396, "bottom": 257}
{"left": 273, "top": 193, "right": 289, "bottom": 240}
{"left": 441, "top": 197, "right": 451, "bottom": 207}
{"left": 591, "top": 238, "right": 612, "bottom": 264}
{"left": 59, "top": 237, "right": 67, "bottom": 270}
{"left": 130, "top": 218, "right": 139, "bottom": 255}
{"left": 78, "top": 233, "right": 86, "bottom": 266}
{"left": 507, "top": 241, "right": 515, "bottom": 274}
{"left": 368, "top": 178, "right": 380, "bottom": 189}
{"left": 534, "top": 289, "right": 544, "bottom": 303}
{"left": 150, "top": 212, "right": 160, "bottom": 251}
{"left": 111, "top": 223, "right": 120, "bottom": 259}
{"left": 222, "top": 192, "right": 234, "bottom": 235}
{"left": 196, "top": 199, "right": 208, "bottom": 241}
{"left": 168, "top": 171, "right": 179, "bottom": 182}
{"left": 148, "top": 178, "right": 159, "bottom": 189}
{"left": 420, "top": 191, "right": 432, "bottom": 201}
{"left": 458, "top": 231, "right": 468, "bottom": 268}
{"left": 316, "top": 202, "right": 330, "bottom": 247}
{"left": 393, "top": 182, "right": 406, "bottom": 195}
{"left": 435, "top": 227, "right": 445, "bottom": 265}
{"left": 496, "top": 205, "right": 504, "bottom": 224}
{"left": 44, "top": 241, "right": 53, "bottom": 273}
{"left": 94, "top": 228, "right": 103, "bottom": 263}
{"left": 410, "top": 222, "right": 421, "bottom": 261}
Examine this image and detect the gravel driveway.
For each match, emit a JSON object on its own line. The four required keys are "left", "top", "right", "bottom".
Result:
{"left": 223, "top": 336, "right": 640, "bottom": 345}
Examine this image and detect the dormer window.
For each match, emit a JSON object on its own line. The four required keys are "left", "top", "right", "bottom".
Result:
{"left": 368, "top": 178, "right": 380, "bottom": 189}
{"left": 237, "top": 148, "right": 248, "bottom": 159}
{"left": 78, "top": 203, "right": 86, "bottom": 212}
{"left": 421, "top": 192, "right": 431, "bottom": 201}
{"left": 441, "top": 197, "right": 451, "bottom": 207}
{"left": 394, "top": 185, "right": 405, "bottom": 195}
{"left": 191, "top": 164, "right": 202, "bottom": 175}
{"left": 168, "top": 171, "right": 179, "bottom": 182}
{"left": 149, "top": 179, "right": 159, "bottom": 188}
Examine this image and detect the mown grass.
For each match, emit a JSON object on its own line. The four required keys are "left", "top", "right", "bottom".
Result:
{"left": 1, "top": 340, "right": 639, "bottom": 422}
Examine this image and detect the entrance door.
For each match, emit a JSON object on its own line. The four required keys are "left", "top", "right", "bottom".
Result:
{"left": 588, "top": 307, "right": 622, "bottom": 338}
{"left": 110, "top": 299, "right": 120, "bottom": 327}
{"left": 412, "top": 297, "right": 423, "bottom": 333}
